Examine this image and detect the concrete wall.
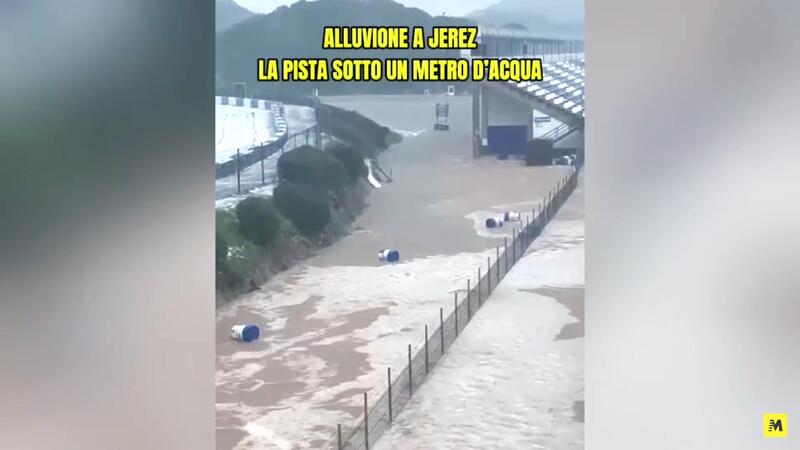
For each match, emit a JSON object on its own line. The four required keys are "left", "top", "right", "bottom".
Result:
{"left": 554, "top": 129, "right": 584, "bottom": 150}
{"left": 484, "top": 86, "right": 532, "bottom": 138}
{"left": 472, "top": 84, "right": 584, "bottom": 157}
{"left": 532, "top": 110, "right": 563, "bottom": 139}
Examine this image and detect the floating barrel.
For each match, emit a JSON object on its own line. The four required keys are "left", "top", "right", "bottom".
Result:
{"left": 485, "top": 217, "right": 504, "bottom": 228}
{"left": 378, "top": 249, "right": 400, "bottom": 262}
{"left": 231, "top": 324, "right": 260, "bottom": 343}
{"left": 504, "top": 211, "right": 521, "bottom": 221}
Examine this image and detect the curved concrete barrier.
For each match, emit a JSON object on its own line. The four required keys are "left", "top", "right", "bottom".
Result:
{"left": 215, "top": 96, "right": 290, "bottom": 179}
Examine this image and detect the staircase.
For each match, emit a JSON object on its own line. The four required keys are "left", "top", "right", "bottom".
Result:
{"left": 539, "top": 122, "right": 577, "bottom": 142}
{"left": 372, "top": 160, "right": 393, "bottom": 182}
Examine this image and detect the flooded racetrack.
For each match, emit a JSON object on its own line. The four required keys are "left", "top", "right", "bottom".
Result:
{"left": 374, "top": 174, "right": 584, "bottom": 450}
{"left": 216, "top": 94, "right": 571, "bottom": 449}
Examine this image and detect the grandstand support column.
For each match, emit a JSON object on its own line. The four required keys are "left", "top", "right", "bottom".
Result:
{"left": 472, "top": 80, "right": 481, "bottom": 158}
{"left": 528, "top": 106, "right": 535, "bottom": 141}
{"left": 480, "top": 83, "right": 489, "bottom": 139}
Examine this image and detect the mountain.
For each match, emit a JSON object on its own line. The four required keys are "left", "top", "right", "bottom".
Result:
{"left": 216, "top": 0, "right": 474, "bottom": 97}
{"left": 467, "top": 0, "right": 583, "bottom": 39}
{"left": 216, "top": 0, "right": 256, "bottom": 32}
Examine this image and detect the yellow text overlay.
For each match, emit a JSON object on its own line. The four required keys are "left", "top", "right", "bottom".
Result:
{"left": 258, "top": 58, "right": 544, "bottom": 82}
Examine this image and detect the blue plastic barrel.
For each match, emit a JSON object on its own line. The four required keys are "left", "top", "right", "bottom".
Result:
{"left": 485, "top": 217, "right": 504, "bottom": 228}
{"left": 231, "top": 324, "right": 260, "bottom": 342}
{"left": 378, "top": 249, "right": 400, "bottom": 262}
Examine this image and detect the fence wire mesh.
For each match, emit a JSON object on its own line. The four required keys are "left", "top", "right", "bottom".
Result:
{"left": 331, "top": 165, "right": 581, "bottom": 450}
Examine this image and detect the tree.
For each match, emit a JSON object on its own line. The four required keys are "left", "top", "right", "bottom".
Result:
{"left": 327, "top": 141, "right": 366, "bottom": 183}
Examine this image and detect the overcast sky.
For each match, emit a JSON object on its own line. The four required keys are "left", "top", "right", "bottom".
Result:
{"left": 231, "top": 0, "right": 495, "bottom": 18}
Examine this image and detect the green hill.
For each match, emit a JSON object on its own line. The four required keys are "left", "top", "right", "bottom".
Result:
{"left": 467, "top": 0, "right": 583, "bottom": 39}
{"left": 216, "top": 0, "right": 256, "bottom": 32}
{"left": 216, "top": 0, "right": 474, "bottom": 97}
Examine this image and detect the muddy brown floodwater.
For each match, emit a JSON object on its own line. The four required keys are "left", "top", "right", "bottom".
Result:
{"left": 216, "top": 94, "right": 571, "bottom": 449}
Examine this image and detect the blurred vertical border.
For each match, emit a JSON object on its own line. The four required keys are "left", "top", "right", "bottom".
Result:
{"left": 0, "top": 1, "right": 215, "bottom": 449}
{"left": 586, "top": 1, "right": 800, "bottom": 449}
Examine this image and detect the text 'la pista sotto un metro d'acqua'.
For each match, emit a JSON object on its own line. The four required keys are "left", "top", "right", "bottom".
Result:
{"left": 257, "top": 26, "right": 543, "bottom": 83}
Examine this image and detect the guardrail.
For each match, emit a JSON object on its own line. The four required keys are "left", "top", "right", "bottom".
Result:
{"left": 215, "top": 96, "right": 323, "bottom": 200}
{"left": 330, "top": 162, "right": 583, "bottom": 450}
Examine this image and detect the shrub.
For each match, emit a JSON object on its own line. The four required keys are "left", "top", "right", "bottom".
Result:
{"left": 234, "top": 196, "right": 281, "bottom": 247}
{"left": 277, "top": 145, "right": 348, "bottom": 191}
{"left": 329, "top": 119, "right": 378, "bottom": 156}
{"left": 273, "top": 182, "right": 331, "bottom": 235}
{"left": 327, "top": 141, "right": 366, "bottom": 183}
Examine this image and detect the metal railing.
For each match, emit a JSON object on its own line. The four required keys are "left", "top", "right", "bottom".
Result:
{"left": 540, "top": 122, "right": 574, "bottom": 141}
{"left": 214, "top": 124, "right": 324, "bottom": 200}
{"left": 330, "top": 162, "right": 583, "bottom": 450}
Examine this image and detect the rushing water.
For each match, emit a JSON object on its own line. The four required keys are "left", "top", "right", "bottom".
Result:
{"left": 375, "top": 178, "right": 584, "bottom": 450}
{"left": 216, "top": 95, "right": 573, "bottom": 449}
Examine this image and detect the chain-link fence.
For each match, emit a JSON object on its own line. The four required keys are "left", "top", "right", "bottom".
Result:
{"left": 215, "top": 95, "right": 329, "bottom": 200}
{"left": 214, "top": 124, "right": 326, "bottom": 200}
{"left": 330, "top": 162, "right": 582, "bottom": 450}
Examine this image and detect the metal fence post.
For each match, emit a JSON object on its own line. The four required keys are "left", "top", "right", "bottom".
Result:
{"left": 338, "top": 424, "right": 343, "bottom": 450}
{"left": 478, "top": 267, "right": 482, "bottom": 306}
{"left": 363, "top": 392, "right": 369, "bottom": 449}
{"left": 439, "top": 308, "right": 445, "bottom": 353}
{"left": 424, "top": 325, "right": 429, "bottom": 374}
{"left": 504, "top": 237, "right": 508, "bottom": 273}
{"left": 496, "top": 246, "right": 500, "bottom": 281}
{"left": 544, "top": 198, "right": 548, "bottom": 222}
{"left": 521, "top": 223, "right": 526, "bottom": 249}
{"left": 487, "top": 257, "right": 492, "bottom": 294}
{"left": 236, "top": 148, "right": 241, "bottom": 195}
{"left": 527, "top": 217, "right": 532, "bottom": 246}
{"left": 407, "top": 344, "right": 413, "bottom": 396}
{"left": 388, "top": 367, "right": 393, "bottom": 422}
{"left": 512, "top": 229, "right": 516, "bottom": 263}
{"left": 467, "top": 279, "right": 471, "bottom": 320}
{"left": 454, "top": 292, "right": 458, "bottom": 336}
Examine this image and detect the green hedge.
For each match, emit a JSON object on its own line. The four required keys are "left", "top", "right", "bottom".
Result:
{"left": 276, "top": 145, "right": 348, "bottom": 191}
{"left": 327, "top": 141, "right": 366, "bottom": 183}
{"left": 235, "top": 196, "right": 281, "bottom": 247}
{"left": 273, "top": 182, "right": 331, "bottom": 235}
{"left": 317, "top": 104, "right": 399, "bottom": 153}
